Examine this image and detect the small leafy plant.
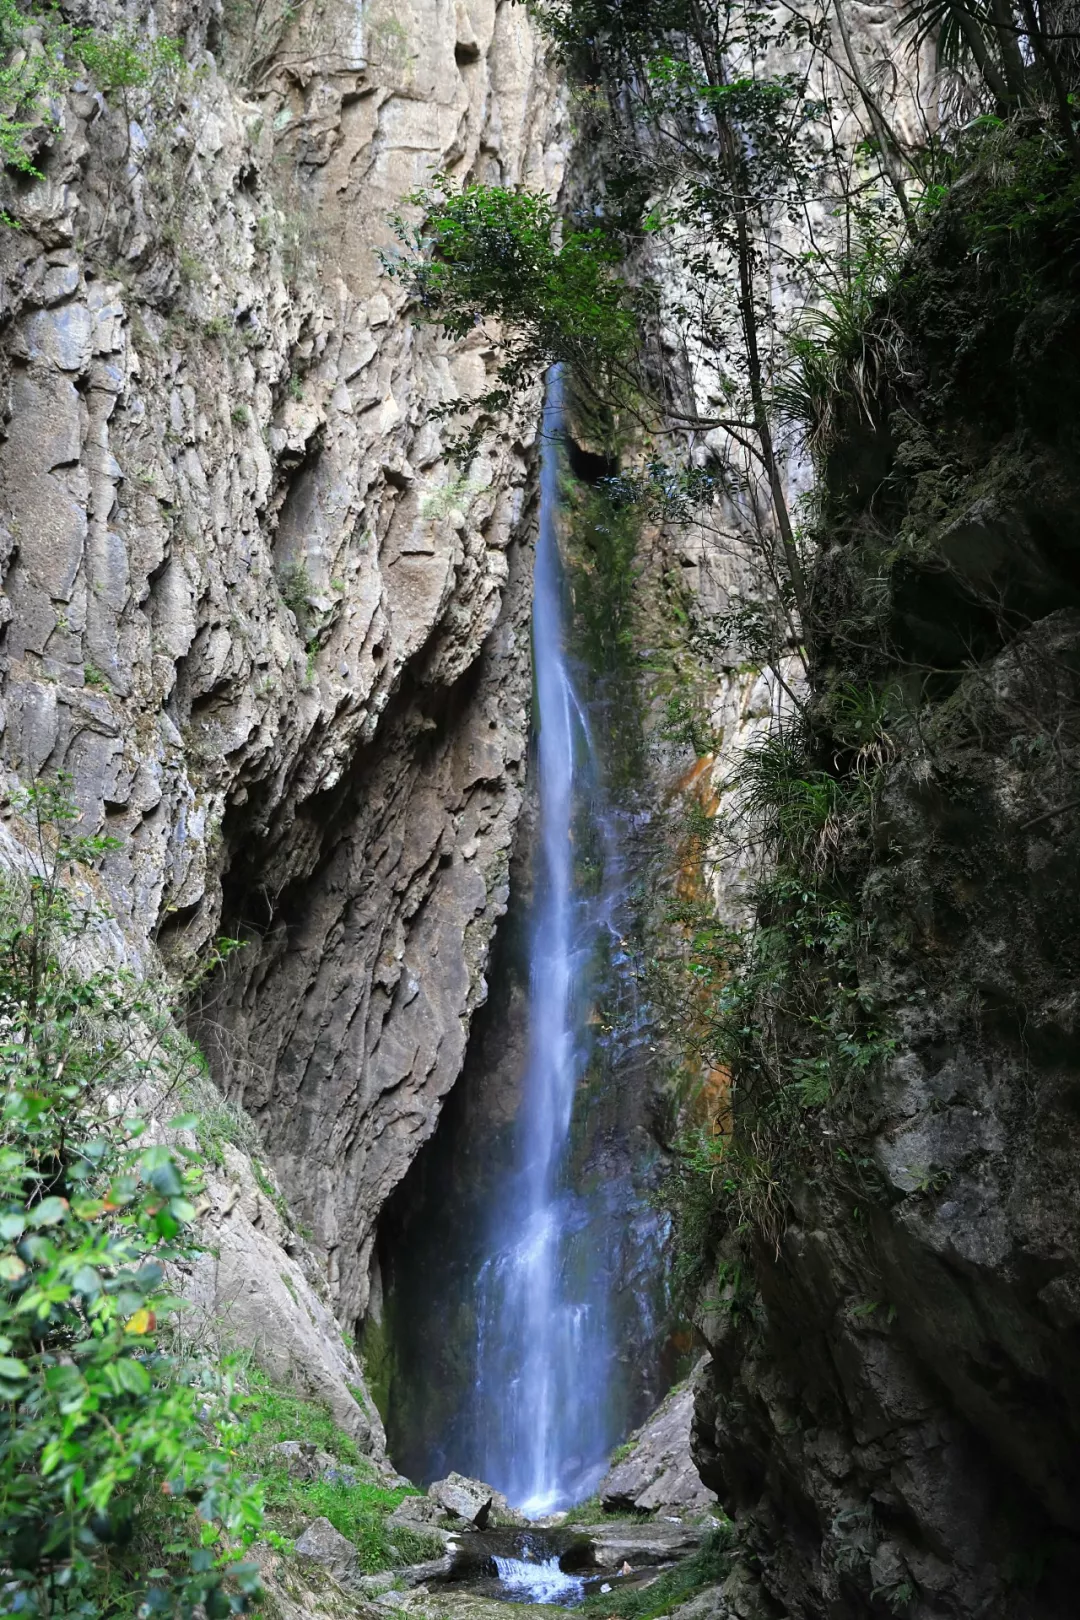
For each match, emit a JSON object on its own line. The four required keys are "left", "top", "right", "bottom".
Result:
{"left": 0, "top": 780, "right": 264, "bottom": 1617}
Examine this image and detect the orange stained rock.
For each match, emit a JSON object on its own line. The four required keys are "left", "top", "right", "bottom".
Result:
{"left": 692, "top": 1063, "right": 733, "bottom": 1135}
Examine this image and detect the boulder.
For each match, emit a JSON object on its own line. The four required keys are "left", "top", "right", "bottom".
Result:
{"left": 294, "top": 1517, "right": 360, "bottom": 1585}
{"left": 571, "top": 1520, "right": 709, "bottom": 1568}
{"left": 386, "top": 1499, "right": 461, "bottom": 1550}
{"left": 598, "top": 1370, "right": 718, "bottom": 1516}
{"left": 489, "top": 1487, "right": 528, "bottom": 1528}
{"left": 270, "top": 1440, "right": 338, "bottom": 1480}
{"left": 387, "top": 1494, "right": 446, "bottom": 1527}
{"left": 397, "top": 1555, "right": 454, "bottom": 1587}
{"left": 428, "top": 1471, "right": 495, "bottom": 1527}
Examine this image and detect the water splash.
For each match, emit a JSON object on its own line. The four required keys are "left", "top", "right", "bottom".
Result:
{"left": 490, "top": 1556, "right": 586, "bottom": 1606}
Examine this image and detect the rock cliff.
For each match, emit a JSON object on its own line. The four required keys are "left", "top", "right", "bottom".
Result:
{"left": 692, "top": 141, "right": 1080, "bottom": 1619}
{"left": 0, "top": 0, "right": 564, "bottom": 1374}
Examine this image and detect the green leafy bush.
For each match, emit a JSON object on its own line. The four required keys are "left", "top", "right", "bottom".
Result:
{"left": 0, "top": 781, "right": 263, "bottom": 1617}
{"left": 383, "top": 177, "right": 638, "bottom": 456}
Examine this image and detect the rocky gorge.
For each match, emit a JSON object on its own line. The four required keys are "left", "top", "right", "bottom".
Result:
{"left": 0, "top": 0, "right": 1079, "bottom": 1618}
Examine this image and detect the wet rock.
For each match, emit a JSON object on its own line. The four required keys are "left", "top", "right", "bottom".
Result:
{"left": 294, "top": 1518, "right": 360, "bottom": 1584}
{"left": 428, "top": 1473, "right": 495, "bottom": 1527}
{"left": 598, "top": 1370, "right": 718, "bottom": 1516}
{"left": 389, "top": 1495, "right": 448, "bottom": 1527}
{"left": 387, "top": 1497, "right": 462, "bottom": 1548}
{"left": 398, "top": 1556, "right": 455, "bottom": 1587}
{"left": 488, "top": 1489, "right": 528, "bottom": 1529}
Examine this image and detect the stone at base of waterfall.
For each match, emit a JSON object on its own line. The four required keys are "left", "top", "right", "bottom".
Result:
{"left": 358, "top": 1556, "right": 453, "bottom": 1596}
{"left": 295, "top": 1517, "right": 360, "bottom": 1585}
{"left": 598, "top": 1366, "right": 718, "bottom": 1516}
{"left": 389, "top": 1494, "right": 447, "bottom": 1527}
{"left": 387, "top": 1494, "right": 462, "bottom": 1546}
{"left": 427, "top": 1471, "right": 527, "bottom": 1528}
{"left": 568, "top": 1519, "right": 710, "bottom": 1567}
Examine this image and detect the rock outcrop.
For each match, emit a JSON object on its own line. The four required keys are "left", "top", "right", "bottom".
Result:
{"left": 692, "top": 160, "right": 1080, "bottom": 1620}
{"left": 0, "top": 0, "right": 564, "bottom": 1365}
{"left": 597, "top": 1371, "right": 717, "bottom": 1518}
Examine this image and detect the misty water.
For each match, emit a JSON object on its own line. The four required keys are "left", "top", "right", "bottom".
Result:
{"left": 377, "top": 370, "right": 677, "bottom": 1513}
{"left": 469, "top": 367, "right": 617, "bottom": 1512}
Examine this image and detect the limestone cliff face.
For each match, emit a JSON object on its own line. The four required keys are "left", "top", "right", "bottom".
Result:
{"left": 0, "top": 0, "right": 563, "bottom": 1348}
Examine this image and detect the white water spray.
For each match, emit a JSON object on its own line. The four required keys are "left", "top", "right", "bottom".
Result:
{"left": 472, "top": 368, "right": 614, "bottom": 1513}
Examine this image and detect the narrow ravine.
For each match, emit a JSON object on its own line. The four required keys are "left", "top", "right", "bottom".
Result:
{"left": 376, "top": 377, "right": 676, "bottom": 1506}
{"left": 471, "top": 367, "right": 614, "bottom": 1512}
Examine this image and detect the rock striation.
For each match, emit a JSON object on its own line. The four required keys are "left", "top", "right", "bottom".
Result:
{"left": 597, "top": 1369, "right": 718, "bottom": 1518}
{"left": 0, "top": 0, "right": 564, "bottom": 1367}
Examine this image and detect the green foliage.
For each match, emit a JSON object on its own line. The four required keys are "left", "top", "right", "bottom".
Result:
{"left": 663, "top": 700, "right": 899, "bottom": 1263}
{"left": 69, "top": 28, "right": 183, "bottom": 95}
{"left": 384, "top": 177, "right": 638, "bottom": 456}
{"left": 276, "top": 559, "right": 312, "bottom": 629}
{"left": 0, "top": 779, "right": 264, "bottom": 1618}
{"left": 418, "top": 473, "right": 487, "bottom": 520}
{"left": 775, "top": 232, "right": 906, "bottom": 462}
{"left": 239, "top": 1368, "right": 439, "bottom": 1572}
{"left": 0, "top": 0, "right": 65, "bottom": 182}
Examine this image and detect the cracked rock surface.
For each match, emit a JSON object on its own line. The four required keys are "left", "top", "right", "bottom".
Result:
{"left": 0, "top": 0, "right": 564, "bottom": 1354}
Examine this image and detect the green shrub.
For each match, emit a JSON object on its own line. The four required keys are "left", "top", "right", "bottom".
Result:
{"left": 277, "top": 559, "right": 312, "bottom": 627}
{"left": 0, "top": 0, "right": 184, "bottom": 197}
{"left": 0, "top": 780, "right": 264, "bottom": 1617}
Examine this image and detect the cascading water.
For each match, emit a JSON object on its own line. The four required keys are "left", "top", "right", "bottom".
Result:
{"left": 376, "top": 367, "right": 679, "bottom": 1514}
{"left": 470, "top": 367, "right": 614, "bottom": 1513}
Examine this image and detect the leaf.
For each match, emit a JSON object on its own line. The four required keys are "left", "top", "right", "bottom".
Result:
{"left": 124, "top": 1307, "right": 156, "bottom": 1335}
{"left": 72, "top": 1265, "right": 102, "bottom": 1297}
{"left": 0, "top": 1254, "right": 27, "bottom": 1281}
{"left": 0, "top": 1214, "right": 25, "bottom": 1240}
{"left": 0, "top": 1356, "right": 29, "bottom": 1380}
{"left": 147, "top": 1160, "right": 184, "bottom": 1199}
{"left": 169, "top": 1198, "right": 197, "bottom": 1223}
{"left": 115, "top": 1356, "right": 152, "bottom": 1395}
{"left": 44, "top": 1362, "right": 85, "bottom": 1397}
{"left": 167, "top": 1112, "right": 199, "bottom": 1130}
{"left": 28, "top": 1196, "right": 69, "bottom": 1227}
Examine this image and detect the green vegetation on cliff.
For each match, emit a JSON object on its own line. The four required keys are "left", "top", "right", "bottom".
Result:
{"left": 0, "top": 785, "right": 437, "bottom": 1616}
{"left": 0, "top": 782, "right": 263, "bottom": 1617}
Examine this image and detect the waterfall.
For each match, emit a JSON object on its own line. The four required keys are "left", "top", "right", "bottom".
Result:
{"left": 471, "top": 368, "right": 615, "bottom": 1514}
{"left": 377, "top": 365, "right": 676, "bottom": 1510}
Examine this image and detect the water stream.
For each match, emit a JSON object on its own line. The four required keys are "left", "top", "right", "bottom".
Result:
{"left": 470, "top": 367, "right": 614, "bottom": 1513}
{"left": 377, "top": 371, "right": 678, "bottom": 1511}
